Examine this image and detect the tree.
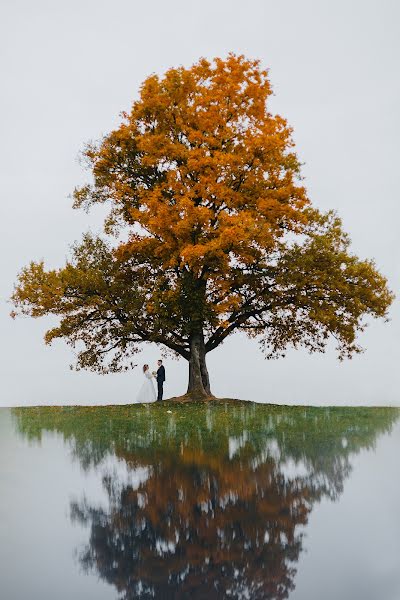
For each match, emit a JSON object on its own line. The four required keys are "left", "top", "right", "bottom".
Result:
{"left": 11, "top": 54, "right": 394, "bottom": 397}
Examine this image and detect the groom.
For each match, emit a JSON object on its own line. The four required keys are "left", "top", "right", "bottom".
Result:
{"left": 156, "top": 359, "right": 166, "bottom": 401}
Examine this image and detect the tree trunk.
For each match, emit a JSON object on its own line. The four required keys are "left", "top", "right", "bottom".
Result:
{"left": 187, "top": 331, "right": 212, "bottom": 397}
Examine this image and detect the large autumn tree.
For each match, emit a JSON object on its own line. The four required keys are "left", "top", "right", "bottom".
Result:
{"left": 12, "top": 54, "right": 393, "bottom": 397}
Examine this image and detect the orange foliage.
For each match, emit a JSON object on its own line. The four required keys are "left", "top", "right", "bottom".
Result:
{"left": 11, "top": 54, "right": 393, "bottom": 395}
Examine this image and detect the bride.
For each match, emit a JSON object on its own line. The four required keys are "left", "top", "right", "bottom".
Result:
{"left": 136, "top": 364, "right": 157, "bottom": 404}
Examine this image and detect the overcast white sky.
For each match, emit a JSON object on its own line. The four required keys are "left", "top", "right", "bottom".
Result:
{"left": 1, "top": 0, "right": 399, "bottom": 407}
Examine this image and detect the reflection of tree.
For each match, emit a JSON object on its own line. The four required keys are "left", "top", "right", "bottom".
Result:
{"left": 72, "top": 455, "right": 312, "bottom": 599}
{"left": 13, "top": 403, "right": 399, "bottom": 599}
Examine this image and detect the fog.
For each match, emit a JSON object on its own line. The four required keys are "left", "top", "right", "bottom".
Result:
{"left": 1, "top": 0, "right": 399, "bottom": 406}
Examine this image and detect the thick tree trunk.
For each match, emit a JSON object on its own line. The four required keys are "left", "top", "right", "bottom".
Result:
{"left": 187, "top": 331, "right": 212, "bottom": 397}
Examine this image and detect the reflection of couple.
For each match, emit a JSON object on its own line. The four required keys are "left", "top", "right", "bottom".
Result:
{"left": 136, "top": 360, "right": 166, "bottom": 403}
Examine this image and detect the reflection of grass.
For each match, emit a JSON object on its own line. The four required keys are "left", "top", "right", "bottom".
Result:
{"left": 12, "top": 401, "right": 399, "bottom": 469}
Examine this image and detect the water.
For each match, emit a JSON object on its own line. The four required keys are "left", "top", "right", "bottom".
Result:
{"left": 1, "top": 402, "right": 399, "bottom": 600}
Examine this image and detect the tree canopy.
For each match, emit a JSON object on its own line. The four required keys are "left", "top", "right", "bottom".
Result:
{"left": 11, "top": 54, "right": 394, "bottom": 397}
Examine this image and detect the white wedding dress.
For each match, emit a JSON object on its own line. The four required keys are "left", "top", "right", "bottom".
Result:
{"left": 136, "top": 370, "right": 157, "bottom": 404}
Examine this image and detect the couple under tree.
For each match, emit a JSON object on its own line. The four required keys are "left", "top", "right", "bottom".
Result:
{"left": 136, "top": 360, "right": 166, "bottom": 403}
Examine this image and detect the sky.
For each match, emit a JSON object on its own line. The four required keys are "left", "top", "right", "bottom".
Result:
{"left": 1, "top": 0, "right": 399, "bottom": 407}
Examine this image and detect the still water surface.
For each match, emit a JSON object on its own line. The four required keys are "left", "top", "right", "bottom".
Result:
{"left": 0, "top": 402, "right": 399, "bottom": 600}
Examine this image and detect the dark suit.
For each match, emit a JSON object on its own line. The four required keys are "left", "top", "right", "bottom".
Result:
{"left": 156, "top": 365, "right": 166, "bottom": 401}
